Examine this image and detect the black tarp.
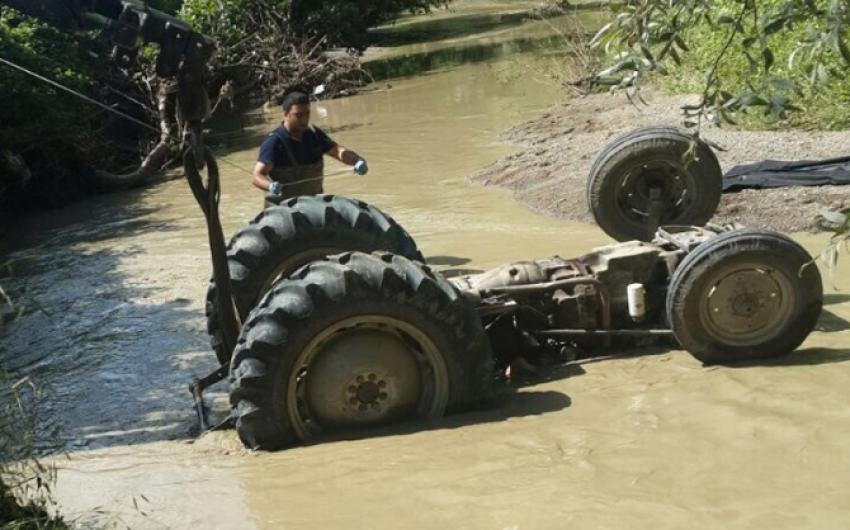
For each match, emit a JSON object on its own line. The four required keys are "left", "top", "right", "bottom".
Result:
{"left": 722, "top": 156, "right": 850, "bottom": 192}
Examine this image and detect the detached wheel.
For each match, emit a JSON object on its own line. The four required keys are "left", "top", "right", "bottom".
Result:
{"left": 229, "top": 251, "right": 493, "bottom": 450}
{"left": 667, "top": 229, "right": 822, "bottom": 364}
{"left": 206, "top": 195, "right": 423, "bottom": 365}
{"left": 588, "top": 127, "right": 722, "bottom": 242}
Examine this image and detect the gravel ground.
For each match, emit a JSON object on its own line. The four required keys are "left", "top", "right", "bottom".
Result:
{"left": 470, "top": 90, "right": 850, "bottom": 232}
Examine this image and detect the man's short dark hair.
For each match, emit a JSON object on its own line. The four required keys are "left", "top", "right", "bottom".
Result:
{"left": 282, "top": 91, "right": 310, "bottom": 113}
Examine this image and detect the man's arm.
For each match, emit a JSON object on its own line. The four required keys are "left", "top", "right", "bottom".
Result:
{"left": 326, "top": 144, "right": 363, "bottom": 166}
{"left": 318, "top": 127, "right": 367, "bottom": 174}
{"left": 254, "top": 134, "right": 278, "bottom": 191}
{"left": 252, "top": 162, "right": 274, "bottom": 191}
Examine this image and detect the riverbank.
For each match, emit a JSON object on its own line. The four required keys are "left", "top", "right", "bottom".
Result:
{"left": 470, "top": 90, "right": 850, "bottom": 232}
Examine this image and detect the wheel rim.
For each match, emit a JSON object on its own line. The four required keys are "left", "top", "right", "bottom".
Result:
{"left": 287, "top": 315, "right": 450, "bottom": 439}
{"left": 697, "top": 262, "right": 796, "bottom": 347}
{"left": 614, "top": 159, "right": 695, "bottom": 228}
{"left": 258, "top": 247, "right": 342, "bottom": 299}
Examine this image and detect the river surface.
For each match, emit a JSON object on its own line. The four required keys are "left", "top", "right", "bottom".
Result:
{"left": 2, "top": 1, "right": 850, "bottom": 528}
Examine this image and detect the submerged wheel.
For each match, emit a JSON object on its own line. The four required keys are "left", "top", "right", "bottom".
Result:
{"left": 588, "top": 127, "right": 722, "bottom": 242}
{"left": 667, "top": 229, "right": 822, "bottom": 364}
{"left": 229, "top": 251, "right": 494, "bottom": 450}
{"left": 206, "top": 195, "right": 423, "bottom": 365}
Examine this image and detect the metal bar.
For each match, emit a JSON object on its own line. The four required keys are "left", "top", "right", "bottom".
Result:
{"left": 534, "top": 329, "right": 674, "bottom": 337}
{"left": 482, "top": 275, "right": 598, "bottom": 295}
{"left": 191, "top": 380, "right": 209, "bottom": 432}
{"left": 475, "top": 302, "right": 517, "bottom": 317}
{"left": 647, "top": 188, "right": 663, "bottom": 241}
{"left": 484, "top": 276, "right": 613, "bottom": 345}
{"left": 189, "top": 363, "right": 229, "bottom": 432}
{"left": 82, "top": 11, "right": 113, "bottom": 29}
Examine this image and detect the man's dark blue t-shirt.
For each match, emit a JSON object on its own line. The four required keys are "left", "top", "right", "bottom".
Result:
{"left": 257, "top": 125, "right": 336, "bottom": 168}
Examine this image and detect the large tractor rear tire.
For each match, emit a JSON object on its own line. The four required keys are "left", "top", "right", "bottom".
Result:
{"left": 667, "top": 229, "right": 822, "bottom": 364}
{"left": 229, "top": 252, "right": 494, "bottom": 450}
{"left": 588, "top": 127, "right": 722, "bottom": 242}
{"left": 206, "top": 195, "right": 423, "bottom": 365}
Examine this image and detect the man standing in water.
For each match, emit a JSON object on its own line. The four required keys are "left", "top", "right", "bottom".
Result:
{"left": 252, "top": 91, "right": 368, "bottom": 207}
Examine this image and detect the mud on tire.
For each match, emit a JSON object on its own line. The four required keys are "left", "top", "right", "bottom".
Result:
{"left": 587, "top": 127, "right": 722, "bottom": 242}
{"left": 667, "top": 229, "right": 823, "bottom": 364}
{"left": 206, "top": 195, "right": 423, "bottom": 365}
{"left": 229, "top": 252, "right": 494, "bottom": 450}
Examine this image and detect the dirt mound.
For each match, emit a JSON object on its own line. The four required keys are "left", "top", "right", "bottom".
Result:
{"left": 470, "top": 90, "right": 850, "bottom": 232}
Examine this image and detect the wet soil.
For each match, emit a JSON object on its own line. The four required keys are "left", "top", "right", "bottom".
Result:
{"left": 470, "top": 90, "right": 850, "bottom": 232}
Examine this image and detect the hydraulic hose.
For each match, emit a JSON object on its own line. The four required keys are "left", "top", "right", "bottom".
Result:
{"left": 184, "top": 146, "right": 240, "bottom": 359}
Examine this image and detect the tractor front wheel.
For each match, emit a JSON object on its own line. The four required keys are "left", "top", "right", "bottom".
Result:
{"left": 667, "top": 229, "right": 822, "bottom": 364}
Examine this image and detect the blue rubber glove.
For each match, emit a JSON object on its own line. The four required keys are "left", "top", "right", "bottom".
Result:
{"left": 268, "top": 181, "right": 283, "bottom": 195}
{"left": 353, "top": 159, "right": 369, "bottom": 176}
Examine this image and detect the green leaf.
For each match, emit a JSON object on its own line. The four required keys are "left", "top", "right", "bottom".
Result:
{"left": 838, "top": 35, "right": 850, "bottom": 65}
{"left": 764, "top": 17, "right": 788, "bottom": 34}
{"left": 770, "top": 78, "right": 795, "bottom": 92}
{"left": 590, "top": 22, "right": 615, "bottom": 47}
{"left": 762, "top": 48, "right": 774, "bottom": 72}
{"left": 739, "top": 92, "right": 769, "bottom": 106}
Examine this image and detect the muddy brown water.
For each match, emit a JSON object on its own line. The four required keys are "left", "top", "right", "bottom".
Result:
{"left": 3, "top": 2, "right": 850, "bottom": 528}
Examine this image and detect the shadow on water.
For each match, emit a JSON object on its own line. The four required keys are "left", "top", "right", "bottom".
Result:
{"left": 312, "top": 386, "right": 572, "bottom": 447}
{"left": 440, "top": 268, "right": 485, "bottom": 278}
{"left": 426, "top": 255, "right": 472, "bottom": 266}
{"left": 815, "top": 309, "right": 850, "bottom": 333}
{"left": 370, "top": 4, "right": 603, "bottom": 48}
{"left": 365, "top": 34, "right": 567, "bottom": 80}
{"left": 824, "top": 293, "right": 850, "bottom": 306}
{"left": 0, "top": 192, "right": 220, "bottom": 453}
{"left": 369, "top": 11, "right": 537, "bottom": 47}
{"left": 725, "top": 347, "right": 850, "bottom": 368}
{"left": 505, "top": 346, "right": 673, "bottom": 388}
{"left": 314, "top": 347, "right": 672, "bottom": 449}
{"left": 0, "top": 187, "right": 179, "bottom": 255}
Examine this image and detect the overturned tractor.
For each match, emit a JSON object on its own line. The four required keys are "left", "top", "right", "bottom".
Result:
{"left": 3, "top": 0, "right": 808, "bottom": 453}
{"left": 205, "top": 129, "right": 822, "bottom": 450}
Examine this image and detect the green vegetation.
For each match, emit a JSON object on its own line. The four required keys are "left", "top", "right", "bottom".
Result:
{"left": 659, "top": 2, "right": 850, "bottom": 129}
{"left": 592, "top": 0, "right": 850, "bottom": 130}
{"left": 0, "top": 369, "right": 65, "bottom": 529}
{"left": 0, "top": 0, "right": 448, "bottom": 215}
{"left": 179, "top": 0, "right": 449, "bottom": 102}
{"left": 181, "top": 0, "right": 447, "bottom": 52}
{"left": 0, "top": 10, "right": 107, "bottom": 211}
